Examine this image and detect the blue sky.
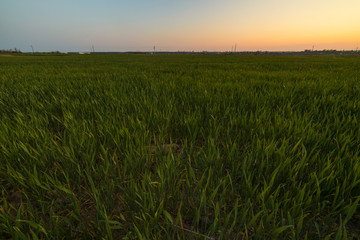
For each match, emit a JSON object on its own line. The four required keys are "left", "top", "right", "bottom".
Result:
{"left": 1, "top": 0, "right": 359, "bottom": 52}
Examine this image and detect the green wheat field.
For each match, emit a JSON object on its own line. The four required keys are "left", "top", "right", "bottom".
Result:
{"left": 0, "top": 54, "right": 360, "bottom": 239}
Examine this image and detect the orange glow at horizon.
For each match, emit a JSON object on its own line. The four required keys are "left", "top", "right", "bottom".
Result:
{"left": 144, "top": 0, "right": 360, "bottom": 51}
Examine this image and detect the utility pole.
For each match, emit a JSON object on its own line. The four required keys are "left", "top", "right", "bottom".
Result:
{"left": 31, "top": 45, "right": 35, "bottom": 54}
{"left": 234, "top": 43, "right": 237, "bottom": 53}
{"left": 153, "top": 46, "right": 156, "bottom": 54}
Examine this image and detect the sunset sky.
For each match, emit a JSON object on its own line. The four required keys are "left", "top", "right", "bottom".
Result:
{"left": 1, "top": 0, "right": 360, "bottom": 52}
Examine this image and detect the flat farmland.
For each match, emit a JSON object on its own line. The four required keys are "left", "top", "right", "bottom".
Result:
{"left": 0, "top": 54, "right": 359, "bottom": 239}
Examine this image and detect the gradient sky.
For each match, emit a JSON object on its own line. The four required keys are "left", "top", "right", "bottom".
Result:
{"left": 1, "top": 0, "right": 360, "bottom": 52}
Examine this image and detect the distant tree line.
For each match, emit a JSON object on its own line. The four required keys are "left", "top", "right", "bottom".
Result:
{"left": 0, "top": 50, "right": 66, "bottom": 55}
{"left": 0, "top": 48, "right": 22, "bottom": 53}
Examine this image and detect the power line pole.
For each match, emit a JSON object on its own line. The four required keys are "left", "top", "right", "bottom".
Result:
{"left": 31, "top": 45, "right": 35, "bottom": 54}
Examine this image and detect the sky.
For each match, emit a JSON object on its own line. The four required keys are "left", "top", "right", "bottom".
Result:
{"left": 1, "top": 0, "right": 360, "bottom": 52}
